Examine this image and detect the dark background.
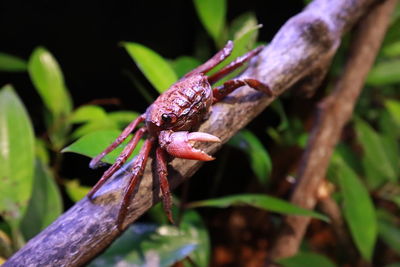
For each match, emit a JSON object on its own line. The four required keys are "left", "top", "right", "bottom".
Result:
{"left": 0, "top": 0, "right": 305, "bottom": 200}
{"left": 0, "top": 0, "right": 303, "bottom": 114}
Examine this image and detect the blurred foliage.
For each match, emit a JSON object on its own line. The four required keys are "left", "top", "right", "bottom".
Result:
{"left": 122, "top": 42, "right": 178, "bottom": 93}
{"left": 193, "top": 0, "right": 227, "bottom": 47}
{"left": 330, "top": 155, "right": 377, "bottom": 261}
{"left": 277, "top": 252, "right": 336, "bottom": 267}
{"left": 0, "top": 0, "right": 399, "bottom": 266}
{"left": 0, "top": 53, "right": 27, "bottom": 72}
{"left": 187, "top": 194, "right": 329, "bottom": 222}
{"left": 88, "top": 223, "right": 198, "bottom": 267}
{"left": 228, "top": 130, "right": 272, "bottom": 185}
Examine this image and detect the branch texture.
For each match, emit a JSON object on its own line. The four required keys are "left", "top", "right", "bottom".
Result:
{"left": 4, "top": 0, "right": 380, "bottom": 266}
{"left": 269, "top": 0, "right": 397, "bottom": 259}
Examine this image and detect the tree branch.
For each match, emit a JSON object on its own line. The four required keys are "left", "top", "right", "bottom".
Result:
{"left": 269, "top": 0, "right": 397, "bottom": 260}
{"left": 4, "top": 0, "right": 380, "bottom": 266}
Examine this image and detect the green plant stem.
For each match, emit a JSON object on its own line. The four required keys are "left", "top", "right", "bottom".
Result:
{"left": 122, "top": 70, "right": 156, "bottom": 104}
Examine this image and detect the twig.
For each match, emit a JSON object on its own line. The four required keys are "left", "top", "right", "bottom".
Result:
{"left": 4, "top": 0, "right": 380, "bottom": 266}
{"left": 269, "top": 0, "right": 397, "bottom": 260}
{"left": 316, "top": 179, "right": 358, "bottom": 260}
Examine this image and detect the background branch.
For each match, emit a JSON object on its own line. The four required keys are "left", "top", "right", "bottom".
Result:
{"left": 4, "top": 0, "right": 380, "bottom": 266}
{"left": 269, "top": 0, "right": 397, "bottom": 260}
{"left": 318, "top": 189, "right": 358, "bottom": 260}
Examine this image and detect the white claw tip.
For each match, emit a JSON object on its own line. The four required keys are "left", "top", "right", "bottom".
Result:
{"left": 188, "top": 132, "right": 221, "bottom": 143}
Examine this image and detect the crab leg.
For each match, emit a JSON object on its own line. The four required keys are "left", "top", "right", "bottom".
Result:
{"left": 116, "top": 138, "right": 154, "bottom": 230}
{"left": 89, "top": 114, "right": 145, "bottom": 169}
{"left": 207, "top": 45, "right": 265, "bottom": 85}
{"left": 87, "top": 127, "right": 147, "bottom": 199}
{"left": 183, "top": 41, "right": 233, "bottom": 77}
{"left": 156, "top": 147, "right": 173, "bottom": 223}
{"left": 159, "top": 130, "right": 221, "bottom": 161}
{"left": 213, "top": 78, "right": 273, "bottom": 103}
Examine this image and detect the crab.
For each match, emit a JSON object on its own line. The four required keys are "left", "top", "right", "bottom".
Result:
{"left": 88, "top": 41, "right": 272, "bottom": 229}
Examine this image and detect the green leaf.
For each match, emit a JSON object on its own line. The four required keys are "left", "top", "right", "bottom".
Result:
{"left": 385, "top": 100, "right": 400, "bottom": 128}
{"left": 230, "top": 23, "right": 261, "bottom": 56}
{"left": 70, "top": 120, "right": 118, "bottom": 139}
{"left": 28, "top": 47, "right": 72, "bottom": 117}
{"left": 35, "top": 138, "right": 50, "bottom": 165}
{"left": 62, "top": 129, "right": 143, "bottom": 164}
{"left": 123, "top": 42, "right": 178, "bottom": 93}
{"left": 391, "top": 3, "right": 400, "bottom": 23}
{"left": 228, "top": 130, "right": 271, "bottom": 185}
{"left": 296, "top": 133, "right": 309, "bottom": 148}
{"left": 70, "top": 107, "right": 139, "bottom": 139}
{"left": 64, "top": 179, "right": 90, "bottom": 202}
{"left": 210, "top": 23, "right": 262, "bottom": 85}
{"left": 228, "top": 12, "right": 258, "bottom": 41}
{"left": 193, "top": 0, "right": 226, "bottom": 45}
{"left": 188, "top": 194, "right": 329, "bottom": 222}
{"left": 334, "top": 143, "right": 363, "bottom": 174}
{"left": 148, "top": 198, "right": 210, "bottom": 266}
{"left": 379, "top": 110, "right": 400, "bottom": 145}
{"left": 391, "top": 194, "right": 400, "bottom": 208}
{"left": 382, "top": 41, "right": 400, "bottom": 57}
{"left": 108, "top": 111, "right": 140, "bottom": 128}
{"left": 362, "top": 157, "right": 388, "bottom": 190}
{"left": 277, "top": 252, "right": 336, "bottom": 267}
{"left": 376, "top": 209, "right": 400, "bottom": 254}
{"left": 333, "top": 157, "right": 377, "bottom": 261}
{"left": 171, "top": 56, "right": 202, "bottom": 78}
{"left": 181, "top": 210, "right": 210, "bottom": 267}
{"left": 270, "top": 100, "right": 289, "bottom": 131}
{"left": 380, "top": 135, "right": 400, "bottom": 180}
{"left": 148, "top": 202, "right": 170, "bottom": 225}
{"left": 20, "top": 160, "right": 63, "bottom": 240}
{"left": 88, "top": 223, "right": 199, "bottom": 267}
{"left": 383, "top": 17, "right": 400, "bottom": 46}
{"left": 48, "top": 117, "right": 72, "bottom": 151}
{"left": 366, "top": 59, "right": 400, "bottom": 86}
{"left": 274, "top": 117, "right": 307, "bottom": 146}
{"left": 0, "top": 85, "right": 35, "bottom": 226}
{"left": 69, "top": 105, "right": 108, "bottom": 123}
{"left": 378, "top": 218, "right": 400, "bottom": 254}
{"left": 355, "top": 119, "right": 398, "bottom": 187}
{"left": 0, "top": 52, "right": 27, "bottom": 72}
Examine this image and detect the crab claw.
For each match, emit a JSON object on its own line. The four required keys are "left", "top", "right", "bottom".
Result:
{"left": 159, "top": 131, "right": 221, "bottom": 161}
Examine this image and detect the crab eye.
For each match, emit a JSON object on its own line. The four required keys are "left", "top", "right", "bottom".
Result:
{"left": 161, "top": 114, "right": 171, "bottom": 123}
{"left": 161, "top": 113, "right": 176, "bottom": 124}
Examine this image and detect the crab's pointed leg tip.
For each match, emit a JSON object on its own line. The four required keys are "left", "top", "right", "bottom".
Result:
{"left": 188, "top": 132, "right": 221, "bottom": 143}
{"left": 204, "top": 155, "right": 216, "bottom": 161}
{"left": 89, "top": 156, "right": 109, "bottom": 169}
{"left": 167, "top": 213, "right": 175, "bottom": 225}
{"left": 89, "top": 160, "right": 98, "bottom": 169}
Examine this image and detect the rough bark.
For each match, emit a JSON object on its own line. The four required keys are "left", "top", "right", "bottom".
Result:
{"left": 269, "top": 0, "right": 397, "bottom": 260}
{"left": 4, "top": 0, "right": 381, "bottom": 266}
